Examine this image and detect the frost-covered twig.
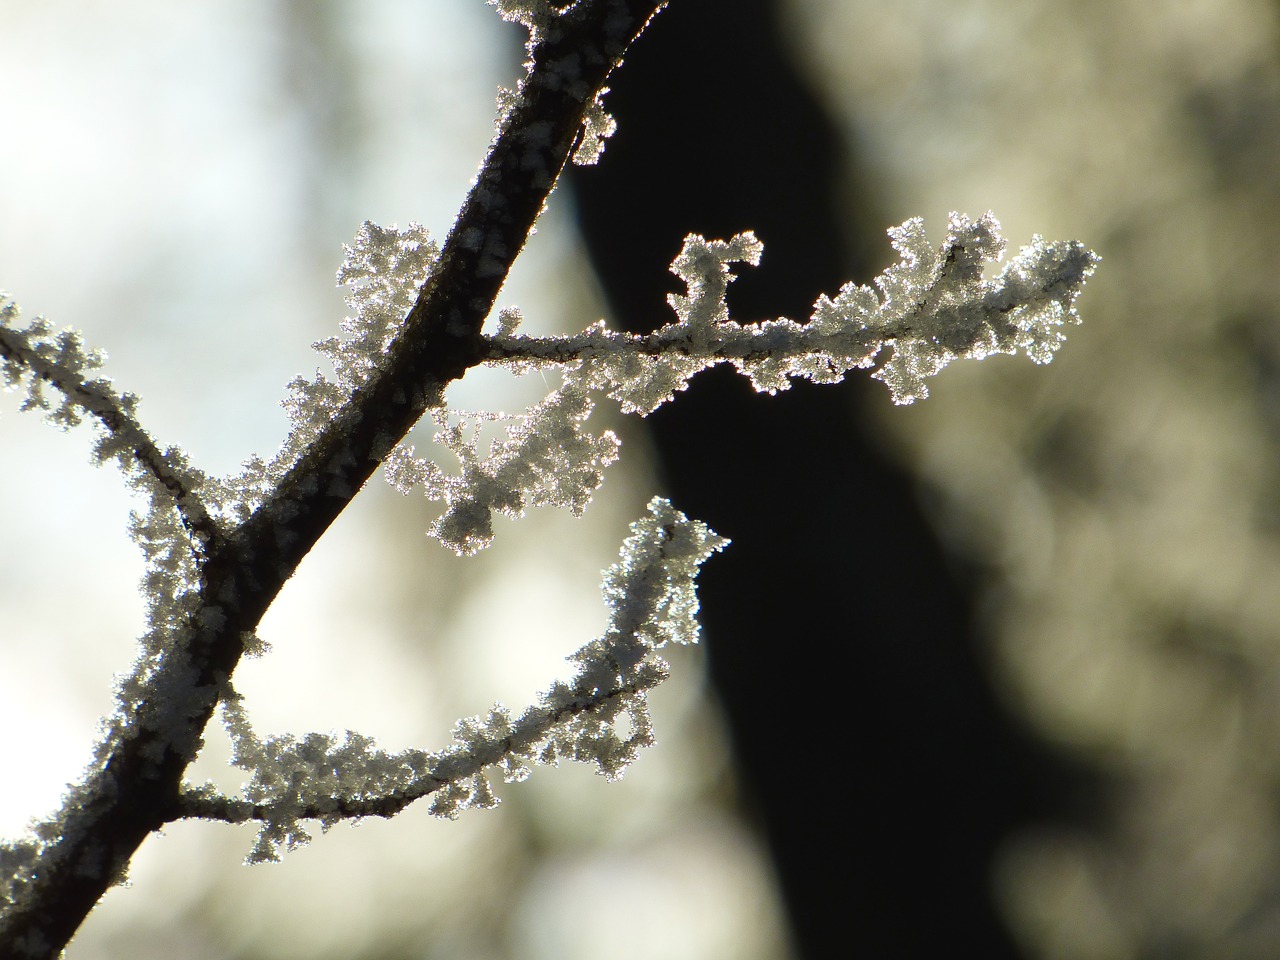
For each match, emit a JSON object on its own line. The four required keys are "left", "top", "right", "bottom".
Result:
{"left": 176, "top": 499, "right": 726, "bottom": 863}
{"left": 484, "top": 213, "right": 1101, "bottom": 410}
{"left": 0, "top": 298, "right": 218, "bottom": 552}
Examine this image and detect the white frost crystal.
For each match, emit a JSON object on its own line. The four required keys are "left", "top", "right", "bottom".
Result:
{"left": 487, "top": 0, "right": 555, "bottom": 33}
{"left": 281, "top": 218, "right": 439, "bottom": 447}
{"left": 862, "top": 212, "right": 1097, "bottom": 402}
{"left": 0, "top": 294, "right": 212, "bottom": 669}
{"left": 216, "top": 220, "right": 440, "bottom": 516}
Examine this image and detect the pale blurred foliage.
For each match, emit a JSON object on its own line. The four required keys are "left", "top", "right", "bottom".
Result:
{"left": 0, "top": 2, "right": 791, "bottom": 958}
{"left": 787, "top": 0, "right": 1280, "bottom": 955}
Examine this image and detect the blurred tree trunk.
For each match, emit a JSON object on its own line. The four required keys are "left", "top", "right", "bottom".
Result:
{"left": 568, "top": 2, "right": 1090, "bottom": 956}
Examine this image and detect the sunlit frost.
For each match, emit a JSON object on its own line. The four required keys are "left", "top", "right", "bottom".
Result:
{"left": 216, "top": 499, "right": 725, "bottom": 860}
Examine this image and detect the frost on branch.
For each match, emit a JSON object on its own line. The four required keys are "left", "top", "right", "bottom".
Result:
{"left": 321, "top": 220, "right": 440, "bottom": 392}
{"left": 226, "top": 221, "right": 624, "bottom": 557}
{"left": 0, "top": 296, "right": 106, "bottom": 429}
{"left": 0, "top": 294, "right": 226, "bottom": 798}
{"left": 857, "top": 212, "right": 1097, "bottom": 402}
{"left": 0, "top": 295, "right": 213, "bottom": 657}
{"left": 216, "top": 221, "right": 440, "bottom": 516}
{"left": 207, "top": 499, "right": 726, "bottom": 861}
{"left": 0, "top": 839, "right": 39, "bottom": 913}
{"left": 490, "top": 212, "right": 1099, "bottom": 409}
{"left": 382, "top": 376, "right": 620, "bottom": 555}
{"left": 487, "top": 0, "right": 616, "bottom": 163}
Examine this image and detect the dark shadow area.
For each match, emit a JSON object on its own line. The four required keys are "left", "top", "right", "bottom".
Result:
{"left": 567, "top": 2, "right": 1100, "bottom": 956}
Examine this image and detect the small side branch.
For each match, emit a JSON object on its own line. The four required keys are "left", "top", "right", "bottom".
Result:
{"left": 0, "top": 313, "right": 219, "bottom": 552}
{"left": 482, "top": 215, "right": 1099, "bottom": 412}
{"left": 174, "top": 498, "right": 725, "bottom": 864}
{"left": 175, "top": 675, "right": 656, "bottom": 828}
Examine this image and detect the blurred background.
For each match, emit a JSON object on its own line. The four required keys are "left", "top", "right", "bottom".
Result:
{"left": 3, "top": 0, "right": 1280, "bottom": 957}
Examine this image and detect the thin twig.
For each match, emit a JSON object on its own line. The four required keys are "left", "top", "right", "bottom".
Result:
{"left": 176, "top": 675, "right": 658, "bottom": 826}
{"left": 0, "top": 325, "right": 220, "bottom": 554}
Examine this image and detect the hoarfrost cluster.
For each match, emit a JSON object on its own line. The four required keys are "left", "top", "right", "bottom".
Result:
{"left": 482, "top": 211, "right": 1098, "bottom": 411}
{"left": 194, "top": 499, "right": 725, "bottom": 863}
{"left": 226, "top": 220, "right": 442, "bottom": 518}
{"left": 571, "top": 89, "right": 617, "bottom": 165}
{"left": 0, "top": 296, "right": 214, "bottom": 671}
{"left": 489, "top": 0, "right": 556, "bottom": 35}
{"left": 382, "top": 384, "right": 621, "bottom": 556}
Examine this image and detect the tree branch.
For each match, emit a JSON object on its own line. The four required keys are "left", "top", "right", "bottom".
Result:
{"left": 174, "top": 676, "right": 659, "bottom": 827}
{"left": 0, "top": 3, "right": 665, "bottom": 955}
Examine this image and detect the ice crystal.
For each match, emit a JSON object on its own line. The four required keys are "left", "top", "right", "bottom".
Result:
{"left": 496, "top": 212, "right": 1098, "bottom": 411}
{"left": 221, "top": 691, "right": 429, "bottom": 862}
{"left": 572, "top": 89, "right": 617, "bottom": 166}
{"left": 567, "top": 234, "right": 763, "bottom": 413}
{"left": 488, "top": 0, "right": 556, "bottom": 36}
{"left": 0, "top": 295, "right": 225, "bottom": 792}
{"left": 0, "top": 299, "right": 105, "bottom": 429}
{"left": 0, "top": 296, "right": 211, "bottom": 643}
{"left": 863, "top": 212, "right": 1098, "bottom": 402}
{"left": 495, "top": 305, "right": 524, "bottom": 338}
{"left": 282, "top": 220, "right": 436, "bottom": 460}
